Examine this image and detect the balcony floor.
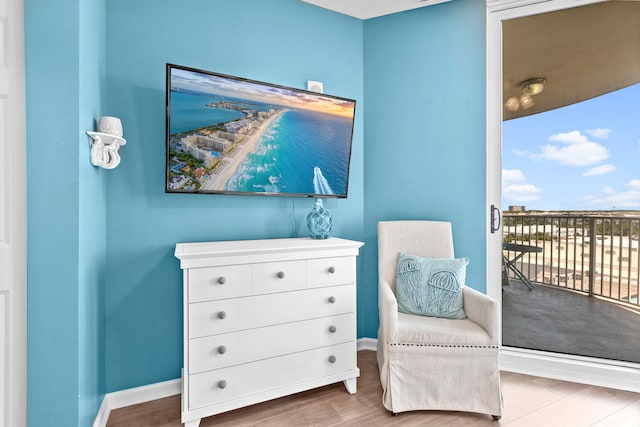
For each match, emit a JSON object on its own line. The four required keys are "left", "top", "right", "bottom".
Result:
{"left": 502, "top": 281, "right": 640, "bottom": 364}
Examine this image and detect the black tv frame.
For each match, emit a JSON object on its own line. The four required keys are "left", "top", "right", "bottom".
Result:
{"left": 165, "top": 63, "right": 356, "bottom": 198}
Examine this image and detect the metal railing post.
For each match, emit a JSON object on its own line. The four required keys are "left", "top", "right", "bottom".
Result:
{"left": 589, "top": 217, "right": 597, "bottom": 297}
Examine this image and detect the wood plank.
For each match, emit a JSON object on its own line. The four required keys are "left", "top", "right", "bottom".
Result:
{"left": 590, "top": 397, "right": 640, "bottom": 427}
{"left": 106, "top": 350, "right": 640, "bottom": 426}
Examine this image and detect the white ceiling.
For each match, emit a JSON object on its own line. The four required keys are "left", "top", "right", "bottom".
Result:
{"left": 299, "top": 0, "right": 452, "bottom": 19}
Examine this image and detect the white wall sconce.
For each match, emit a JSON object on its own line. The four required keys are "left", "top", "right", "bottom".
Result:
{"left": 87, "top": 116, "right": 126, "bottom": 169}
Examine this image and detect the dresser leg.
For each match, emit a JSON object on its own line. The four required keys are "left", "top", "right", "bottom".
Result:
{"left": 184, "top": 419, "right": 201, "bottom": 427}
{"left": 343, "top": 378, "right": 357, "bottom": 394}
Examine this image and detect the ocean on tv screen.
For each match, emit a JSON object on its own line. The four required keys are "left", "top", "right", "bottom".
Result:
{"left": 167, "top": 86, "right": 354, "bottom": 197}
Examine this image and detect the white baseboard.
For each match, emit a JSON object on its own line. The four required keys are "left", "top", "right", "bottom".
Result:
{"left": 92, "top": 397, "right": 110, "bottom": 427}
{"left": 357, "top": 337, "right": 377, "bottom": 351}
{"left": 92, "top": 378, "right": 181, "bottom": 427}
{"left": 500, "top": 346, "right": 640, "bottom": 393}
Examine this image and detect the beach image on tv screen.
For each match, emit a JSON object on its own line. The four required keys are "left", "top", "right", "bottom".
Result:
{"left": 166, "top": 66, "right": 356, "bottom": 197}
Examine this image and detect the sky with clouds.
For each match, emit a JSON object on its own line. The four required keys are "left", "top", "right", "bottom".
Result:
{"left": 502, "top": 82, "right": 640, "bottom": 211}
{"left": 171, "top": 68, "right": 355, "bottom": 117}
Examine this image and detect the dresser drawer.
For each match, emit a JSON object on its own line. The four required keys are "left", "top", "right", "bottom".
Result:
{"left": 189, "top": 313, "right": 355, "bottom": 374}
{"left": 188, "top": 284, "right": 355, "bottom": 338}
{"left": 307, "top": 256, "right": 355, "bottom": 288}
{"left": 188, "top": 341, "right": 356, "bottom": 410}
{"left": 252, "top": 260, "right": 306, "bottom": 294}
{"left": 188, "top": 265, "right": 252, "bottom": 302}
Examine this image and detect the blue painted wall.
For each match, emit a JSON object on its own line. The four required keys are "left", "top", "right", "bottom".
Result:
{"left": 78, "top": 0, "right": 107, "bottom": 424}
{"left": 26, "top": 0, "right": 107, "bottom": 424}
{"left": 103, "top": 0, "right": 364, "bottom": 392}
{"left": 25, "top": 0, "right": 487, "bottom": 424}
{"left": 25, "top": 1, "right": 80, "bottom": 425}
{"left": 361, "top": 0, "right": 487, "bottom": 337}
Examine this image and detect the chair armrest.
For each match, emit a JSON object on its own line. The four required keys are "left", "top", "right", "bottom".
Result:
{"left": 463, "top": 286, "right": 499, "bottom": 344}
{"left": 378, "top": 279, "right": 399, "bottom": 342}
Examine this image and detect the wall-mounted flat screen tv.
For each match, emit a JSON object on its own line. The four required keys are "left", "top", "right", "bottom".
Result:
{"left": 166, "top": 64, "right": 356, "bottom": 198}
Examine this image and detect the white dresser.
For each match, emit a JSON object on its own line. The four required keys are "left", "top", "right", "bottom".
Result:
{"left": 174, "top": 237, "right": 363, "bottom": 427}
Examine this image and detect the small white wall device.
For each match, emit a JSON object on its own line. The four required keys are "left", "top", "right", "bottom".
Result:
{"left": 307, "top": 80, "right": 324, "bottom": 94}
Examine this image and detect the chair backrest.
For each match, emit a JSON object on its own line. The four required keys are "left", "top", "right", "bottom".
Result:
{"left": 378, "top": 220, "right": 455, "bottom": 293}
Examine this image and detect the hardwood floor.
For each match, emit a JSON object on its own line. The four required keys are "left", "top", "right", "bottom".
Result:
{"left": 106, "top": 350, "right": 640, "bottom": 427}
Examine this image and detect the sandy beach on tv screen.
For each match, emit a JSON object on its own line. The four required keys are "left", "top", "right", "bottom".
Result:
{"left": 200, "top": 110, "right": 284, "bottom": 192}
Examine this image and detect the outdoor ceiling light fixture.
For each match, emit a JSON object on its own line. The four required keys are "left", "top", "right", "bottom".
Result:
{"left": 521, "top": 77, "right": 546, "bottom": 96}
{"left": 505, "top": 77, "right": 546, "bottom": 112}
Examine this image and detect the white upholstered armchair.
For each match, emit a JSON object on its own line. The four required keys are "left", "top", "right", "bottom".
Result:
{"left": 377, "top": 220, "right": 502, "bottom": 419}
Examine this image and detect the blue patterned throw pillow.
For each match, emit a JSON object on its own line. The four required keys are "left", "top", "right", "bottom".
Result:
{"left": 395, "top": 253, "right": 468, "bottom": 319}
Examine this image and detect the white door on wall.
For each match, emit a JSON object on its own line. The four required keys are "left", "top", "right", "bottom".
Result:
{"left": 0, "top": 0, "right": 26, "bottom": 425}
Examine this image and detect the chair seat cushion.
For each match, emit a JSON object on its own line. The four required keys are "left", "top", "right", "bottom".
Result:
{"left": 395, "top": 312, "right": 493, "bottom": 346}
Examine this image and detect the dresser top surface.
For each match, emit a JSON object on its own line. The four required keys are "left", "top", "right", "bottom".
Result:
{"left": 175, "top": 237, "right": 363, "bottom": 261}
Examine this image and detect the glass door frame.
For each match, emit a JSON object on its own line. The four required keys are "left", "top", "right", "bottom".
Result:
{"left": 485, "top": 0, "right": 640, "bottom": 393}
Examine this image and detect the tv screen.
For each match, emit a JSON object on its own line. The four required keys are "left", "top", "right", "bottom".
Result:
{"left": 166, "top": 64, "right": 356, "bottom": 198}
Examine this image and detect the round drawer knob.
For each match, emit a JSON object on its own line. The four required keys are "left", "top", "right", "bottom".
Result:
{"left": 217, "top": 276, "right": 227, "bottom": 285}
{"left": 328, "top": 296, "right": 336, "bottom": 304}
{"left": 329, "top": 325, "right": 337, "bottom": 333}
{"left": 218, "top": 345, "right": 227, "bottom": 354}
{"left": 218, "top": 380, "right": 227, "bottom": 389}
{"left": 217, "top": 311, "right": 227, "bottom": 320}
{"left": 328, "top": 266, "right": 336, "bottom": 274}
{"left": 328, "top": 355, "right": 336, "bottom": 364}
{"left": 276, "top": 271, "right": 285, "bottom": 279}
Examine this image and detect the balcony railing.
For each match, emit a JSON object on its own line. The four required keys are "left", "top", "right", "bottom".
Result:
{"left": 503, "top": 213, "right": 640, "bottom": 309}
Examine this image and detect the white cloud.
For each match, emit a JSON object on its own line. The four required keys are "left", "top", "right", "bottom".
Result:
{"left": 503, "top": 184, "right": 544, "bottom": 202}
{"left": 534, "top": 130, "right": 609, "bottom": 166}
{"left": 502, "top": 169, "right": 542, "bottom": 202}
{"left": 582, "top": 164, "right": 615, "bottom": 176}
{"left": 538, "top": 143, "right": 609, "bottom": 166}
{"left": 582, "top": 179, "right": 640, "bottom": 208}
{"left": 549, "top": 130, "right": 588, "bottom": 144}
{"left": 512, "top": 149, "right": 530, "bottom": 157}
{"left": 586, "top": 128, "right": 611, "bottom": 139}
{"left": 502, "top": 169, "right": 525, "bottom": 182}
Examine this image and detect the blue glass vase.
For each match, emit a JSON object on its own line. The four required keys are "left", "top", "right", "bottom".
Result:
{"left": 306, "top": 199, "right": 333, "bottom": 239}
